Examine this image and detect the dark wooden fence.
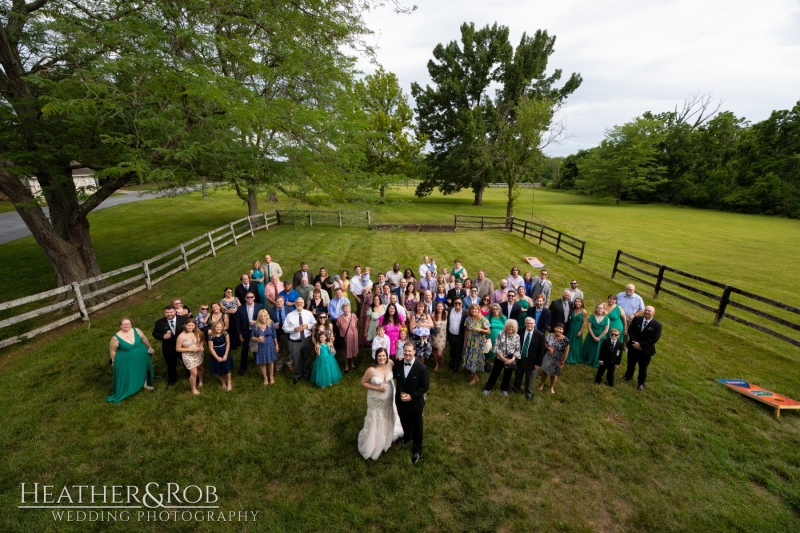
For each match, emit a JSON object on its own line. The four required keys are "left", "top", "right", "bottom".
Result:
{"left": 612, "top": 250, "right": 800, "bottom": 348}
{"left": 274, "top": 210, "right": 371, "bottom": 227}
{"left": 453, "top": 215, "right": 586, "bottom": 263}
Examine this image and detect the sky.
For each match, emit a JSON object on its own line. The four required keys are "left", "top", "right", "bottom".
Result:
{"left": 355, "top": 0, "right": 800, "bottom": 157}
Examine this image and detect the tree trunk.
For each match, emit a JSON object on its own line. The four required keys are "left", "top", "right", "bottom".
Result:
{"left": 266, "top": 192, "right": 278, "bottom": 203}
{"left": 379, "top": 185, "right": 385, "bottom": 204}
{"left": 201, "top": 177, "right": 208, "bottom": 200}
{"left": 506, "top": 183, "right": 514, "bottom": 218}
{"left": 472, "top": 182, "right": 485, "bottom": 206}
{"left": 247, "top": 186, "right": 258, "bottom": 216}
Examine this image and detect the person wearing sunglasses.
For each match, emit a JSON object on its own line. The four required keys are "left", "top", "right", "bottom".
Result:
{"left": 595, "top": 328, "right": 623, "bottom": 386}
{"left": 234, "top": 291, "right": 264, "bottom": 376}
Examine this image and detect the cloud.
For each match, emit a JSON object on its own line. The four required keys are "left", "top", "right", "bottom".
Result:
{"left": 356, "top": 0, "right": 800, "bottom": 156}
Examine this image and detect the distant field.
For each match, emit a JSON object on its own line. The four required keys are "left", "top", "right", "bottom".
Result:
{"left": 1, "top": 225, "right": 798, "bottom": 532}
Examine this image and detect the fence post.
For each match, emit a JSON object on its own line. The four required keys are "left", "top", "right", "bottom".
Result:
{"left": 578, "top": 242, "right": 585, "bottom": 264}
{"left": 309, "top": 211, "right": 312, "bottom": 227}
{"left": 653, "top": 265, "right": 666, "bottom": 298}
{"left": 714, "top": 286, "right": 733, "bottom": 326}
{"left": 523, "top": 220, "right": 528, "bottom": 238}
{"left": 611, "top": 250, "right": 622, "bottom": 278}
{"left": 538, "top": 226, "right": 544, "bottom": 245}
{"left": 453, "top": 214, "right": 457, "bottom": 228}
{"left": 338, "top": 212, "right": 342, "bottom": 228}
{"left": 230, "top": 223, "right": 238, "bottom": 246}
{"left": 367, "top": 211, "right": 371, "bottom": 226}
{"left": 71, "top": 282, "right": 90, "bottom": 321}
{"left": 180, "top": 244, "right": 189, "bottom": 270}
{"left": 555, "top": 232, "right": 562, "bottom": 253}
{"left": 248, "top": 216, "right": 255, "bottom": 237}
{"left": 207, "top": 232, "right": 216, "bottom": 257}
{"left": 481, "top": 216, "right": 484, "bottom": 230}
{"left": 263, "top": 212, "right": 269, "bottom": 230}
{"left": 143, "top": 261, "right": 152, "bottom": 289}
{"left": 276, "top": 211, "right": 281, "bottom": 225}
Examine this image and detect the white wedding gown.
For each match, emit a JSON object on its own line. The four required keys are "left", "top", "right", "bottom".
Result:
{"left": 358, "top": 376, "right": 404, "bottom": 460}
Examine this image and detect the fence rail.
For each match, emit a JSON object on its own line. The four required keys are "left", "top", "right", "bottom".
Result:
{"left": 274, "top": 210, "right": 370, "bottom": 228}
{"left": 0, "top": 211, "right": 276, "bottom": 350}
{"left": 612, "top": 250, "right": 800, "bottom": 348}
{"left": 453, "top": 215, "right": 586, "bottom": 263}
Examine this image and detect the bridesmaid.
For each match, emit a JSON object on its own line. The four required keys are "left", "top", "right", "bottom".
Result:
{"left": 250, "top": 259, "right": 266, "bottom": 305}
{"left": 451, "top": 259, "right": 468, "bottom": 282}
{"left": 486, "top": 304, "right": 506, "bottom": 372}
{"left": 582, "top": 304, "right": 609, "bottom": 368}
{"left": 605, "top": 294, "right": 627, "bottom": 346}
{"left": 107, "top": 318, "right": 155, "bottom": 404}
{"left": 566, "top": 297, "right": 588, "bottom": 364}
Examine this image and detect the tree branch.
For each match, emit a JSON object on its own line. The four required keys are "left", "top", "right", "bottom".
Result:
{"left": 76, "top": 171, "right": 135, "bottom": 218}
{"left": 25, "top": 0, "right": 48, "bottom": 14}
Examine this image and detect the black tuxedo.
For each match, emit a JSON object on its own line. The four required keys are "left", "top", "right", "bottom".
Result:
{"left": 235, "top": 302, "right": 264, "bottom": 373}
{"left": 513, "top": 328, "right": 547, "bottom": 399}
{"left": 624, "top": 316, "right": 662, "bottom": 386}
{"left": 445, "top": 309, "right": 468, "bottom": 371}
{"left": 527, "top": 306, "right": 551, "bottom": 332}
{"left": 394, "top": 359, "right": 430, "bottom": 455}
{"left": 152, "top": 315, "right": 187, "bottom": 385}
{"left": 548, "top": 299, "right": 573, "bottom": 333}
{"left": 446, "top": 288, "right": 467, "bottom": 308}
{"left": 235, "top": 283, "right": 261, "bottom": 306}
{"left": 595, "top": 337, "right": 623, "bottom": 386}
{"left": 499, "top": 301, "right": 522, "bottom": 322}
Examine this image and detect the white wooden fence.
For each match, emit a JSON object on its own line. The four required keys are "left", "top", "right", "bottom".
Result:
{"left": 0, "top": 211, "right": 278, "bottom": 350}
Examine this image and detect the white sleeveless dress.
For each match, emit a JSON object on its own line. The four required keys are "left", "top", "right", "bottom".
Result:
{"left": 358, "top": 375, "right": 404, "bottom": 460}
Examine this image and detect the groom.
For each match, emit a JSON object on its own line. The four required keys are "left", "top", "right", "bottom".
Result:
{"left": 394, "top": 343, "right": 430, "bottom": 465}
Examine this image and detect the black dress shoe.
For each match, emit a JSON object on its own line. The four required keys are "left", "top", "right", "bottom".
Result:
{"left": 526, "top": 395, "right": 532, "bottom": 401}
{"left": 292, "top": 378, "right": 299, "bottom": 385}
{"left": 511, "top": 387, "right": 519, "bottom": 394}
{"left": 412, "top": 452, "right": 421, "bottom": 465}
{"left": 237, "top": 369, "right": 245, "bottom": 376}
{"left": 621, "top": 376, "right": 632, "bottom": 381}
{"left": 393, "top": 438, "right": 409, "bottom": 446}
{"left": 637, "top": 384, "right": 645, "bottom": 390}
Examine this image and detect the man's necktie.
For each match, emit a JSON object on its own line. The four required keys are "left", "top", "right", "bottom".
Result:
{"left": 169, "top": 319, "right": 175, "bottom": 333}
{"left": 641, "top": 320, "right": 648, "bottom": 331}
{"left": 299, "top": 313, "right": 305, "bottom": 339}
{"left": 521, "top": 332, "right": 530, "bottom": 358}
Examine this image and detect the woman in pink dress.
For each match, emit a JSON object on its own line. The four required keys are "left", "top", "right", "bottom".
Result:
{"left": 378, "top": 303, "right": 403, "bottom": 357}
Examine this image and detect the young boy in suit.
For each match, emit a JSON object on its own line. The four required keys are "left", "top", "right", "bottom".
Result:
{"left": 595, "top": 328, "right": 623, "bottom": 386}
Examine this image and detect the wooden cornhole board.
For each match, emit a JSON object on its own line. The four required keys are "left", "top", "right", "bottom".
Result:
{"left": 718, "top": 379, "right": 800, "bottom": 418}
{"left": 525, "top": 257, "right": 545, "bottom": 269}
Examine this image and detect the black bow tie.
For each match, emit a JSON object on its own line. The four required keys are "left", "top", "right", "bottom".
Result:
{"left": 404, "top": 362, "right": 412, "bottom": 366}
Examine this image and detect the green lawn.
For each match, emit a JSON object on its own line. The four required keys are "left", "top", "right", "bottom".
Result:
{"left": 1, "top": 220, "right": 799, "bottom": 532}
{"left": 1, "top": 186, "right": 800, "bottom": 531}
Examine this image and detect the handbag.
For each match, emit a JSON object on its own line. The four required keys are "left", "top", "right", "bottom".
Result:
{"left": 482, "top": 337, "right": 492, "bottom": 354}
{"left": 249, "top": 324, "right": 260, "bottom": 353}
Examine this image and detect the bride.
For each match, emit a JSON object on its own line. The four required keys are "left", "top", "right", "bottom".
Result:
{"left": 358, "top": 347, "right": 404, "bottom": 460}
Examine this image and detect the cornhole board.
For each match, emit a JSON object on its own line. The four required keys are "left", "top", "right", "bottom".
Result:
{"left": 525, "top": 257, "right": 545, "bottom": 269}
{"left": 718, "top": 379, "right": 800, "bottom": 418}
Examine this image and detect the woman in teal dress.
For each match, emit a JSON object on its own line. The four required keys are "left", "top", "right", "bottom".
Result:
{"left": 566, "top": 297, "right": 588, "bottom": 364}
{"left": 450, "top": 259, "right": 468, "bottom": 282}
{"left": 516, "top": 286, "right": 532, "bottom": 332}
{"left": 581, "top": 303, "right": 610, "bottom": 368}
{"left": 486, "top": 304, "right": 506, "bottom": 367}
{"left": 250, "top": 259, "right": 266, "bottom": 305}
{"left": 107, "top": 318, "right": 155, "bottom": 404}
{"left": 463, "top": 304, "right": 490, "bottom": 386}
{"left": 605, "top": 295, "right": 627, "bottom": 346}
{"left": 311, "top": 332, "right": 343, "bottom": 388}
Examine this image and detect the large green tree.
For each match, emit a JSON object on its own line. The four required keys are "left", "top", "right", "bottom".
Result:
{"left": 576, "top": 117, "right": 667, "bottom": 204}
{"left": 354, "top": 67, "right": 426, "bottom": 203}
{"left": 411, "top": 22, "right": 512, "bottom": 206}
{"left": 0, "top": 0, "right": 395, "bottom": 287}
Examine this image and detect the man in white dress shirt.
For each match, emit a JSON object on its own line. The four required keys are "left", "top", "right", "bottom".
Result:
{"left": 418, "top": 256, "right": 437, "bottom": 279}
{"left": 385, "top": 262, "right": 403, "bottom": 288}
{"left": 446, "top": 299, "right": 466, "bottom": 372}
{"left": 564, "top": 280, "right": 584, "bottom": 303}
{"left": 349, "top": 265, "right": 365, "bottom": 316}
{"left": 616, "top": 284, "right": 645, "bottom": 326}
{"left": 282, "top": 297, "right": 317, "bottom": 384}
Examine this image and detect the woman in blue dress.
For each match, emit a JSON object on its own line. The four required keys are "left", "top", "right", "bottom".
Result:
{"left": 207, "top": 321, "right": 233, "bottom": 390}
{"left": 250, "top": 259, "right": 266, "bottom": 305}
{"left": 252, "top": 310, "right": 278, "bottom": 385}
{"left": 311, "top": 332, "right": 343, "bottom": 388}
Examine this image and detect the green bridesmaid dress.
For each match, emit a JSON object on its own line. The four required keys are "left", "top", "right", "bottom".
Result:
{"left": 566, "top": 310, "right": 585, "bottom": 364}
{"left": 606, "top": 305, "right": 625, "bottom": 346}
{"left": 581, "top": 314, "right": 609, "bottom": 368}
{"left": 107, "top": 329, "right": 154, "bottom": 404}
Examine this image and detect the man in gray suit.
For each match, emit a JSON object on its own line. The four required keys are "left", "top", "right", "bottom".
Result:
{"left": 530, "top": 269, "right": 552, "bottom": 306}
{"left": 472, "top": 270, "right": 495, "bottom": 301}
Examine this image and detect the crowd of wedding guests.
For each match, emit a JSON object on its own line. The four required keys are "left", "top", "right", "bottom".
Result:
{"left": 106, "top": 254, "right": 662, "bottom": 404}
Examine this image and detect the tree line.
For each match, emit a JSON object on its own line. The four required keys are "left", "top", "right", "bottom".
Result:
{"left": 553, "top": 95, "right": 800, "bottom": 218}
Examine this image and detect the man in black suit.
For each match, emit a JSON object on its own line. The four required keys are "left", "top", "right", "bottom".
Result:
{"left": 445, "top": 298, "right": 468, "bottom": 372}
{"left": 528, "top": 294, "right": 551, "bottom": 333}
{"left": 595, "top": 328, "right": 623, "bottom": 386}
{"left": 446, "top": 279, "right": 467, "bottom": 309}
{"left": 548, "top": 289, "right": 573, "bottom": 333}
{"left": 499, "top": 290, "right": 522, "bottom": 322}
{"left": 512, "top": 317, "right": 547, "bottom": 400}
{"left": 393, "top": 343, "right": 430, "bottom": 465}
{"left": 623, "top": 306, "right": 662, "bottom": 390}
{"left": 235, "top": 274, "right": 260, "bottom": 306}
{"left": 235, "top": 291, "right": 264, "bottom": 375}
{"left": 292, "top": 262, "right": 311, "bottom": 289}
{"left": 152, "top": 305, "right": 187, "bottom": 386}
